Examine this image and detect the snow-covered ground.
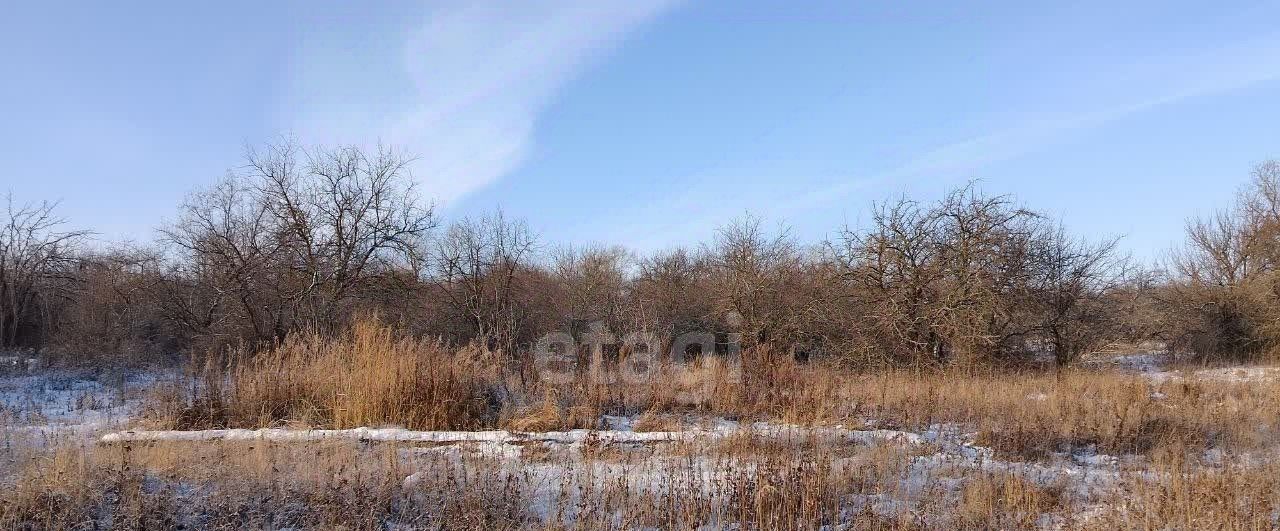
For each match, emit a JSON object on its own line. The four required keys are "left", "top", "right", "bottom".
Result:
{"left": 1083, "top": 345, "right": 1280, "bottom": 382}
{"left": 1146, "top": 365, "right": 1280, "bottom": 383}
{"left": 100, "top": 421, "right": 925, "bottom": 446}
{"left": 0, "top": 367, "right": 168, "bottom": 439}
{"left": 5, "top": 349, "right": 1279, "bottom": 529}
{"left": 96, "top": 417, "right": 1136, "bottom": 528}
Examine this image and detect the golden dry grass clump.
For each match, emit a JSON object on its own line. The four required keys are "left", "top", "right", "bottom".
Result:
{"left": 168, "top": 319, "right": 503, "bottom": 431}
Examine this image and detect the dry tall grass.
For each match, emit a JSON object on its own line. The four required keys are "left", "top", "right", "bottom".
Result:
{"left": 20, "top": 320, "right": 1267, "bottom": 529}
{"left": 9, "top": 429, "right": 1276, "bottom": 529}
{"left": 0, "top": 435, "right": 991, "bottom": 529}
{"left": 845, "top": 369, "right": 1280, "bottom": 461}
{"left": 164, "top": 320, "right": 503, "bottom": 430}
{"left": 154, "top": 319, "right": 856, "bottom": 433}
{"left": 153, "top": 319, "right": 1280, "bottom": 466}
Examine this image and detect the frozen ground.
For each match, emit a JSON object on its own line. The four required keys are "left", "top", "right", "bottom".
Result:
{"left": 0, "top": 364, "right": 169, "bottom": 440}
{"left": 1084, "top": 345, "right": 1280, "bottom": 382}
{"left": 4, "top": 349, "right": 1278, "bottom": 528}
{"left": 1146, "top": 364, "right": 1280, "bottom": 383}
{"left": 99, "top": 417, "right": 1127, "bottom": 528}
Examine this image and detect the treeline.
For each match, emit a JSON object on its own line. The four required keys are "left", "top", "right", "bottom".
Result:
{"left": 2, "top": 141, "right": 1278, "bottom": 368}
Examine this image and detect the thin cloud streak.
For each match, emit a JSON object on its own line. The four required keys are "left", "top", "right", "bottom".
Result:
{"left": 387, "top": 0, "right": 682, "bottom": 204}
{"left": 778, "top": 33, "right": 1280, "bottom": 216}
{"left": 615, "top": 33, "right": 1280, "bottom": 252}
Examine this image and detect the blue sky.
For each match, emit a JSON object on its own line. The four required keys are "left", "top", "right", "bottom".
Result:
{"left": 3, "top": 1, "right": 1279, "bottom": 262}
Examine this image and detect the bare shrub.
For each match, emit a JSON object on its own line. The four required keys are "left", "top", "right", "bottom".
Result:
{"left": 549, "top": 243, "right": 632, "bottom": 337}
{"left": 1028, "top": 224, "right": 1125, "bottom": 366}
{"left": 429, "top": 210, "right": 539, "bottom": 353}
{"left": 48, "top": 245, "right": 176, "bottom": 366}
{"left": 833, "top": 183, "right": 1123, "bottom": 368}
{"left": 631, "top": 246, "right": 715, "bottom": 340}
{"left": 1167, "top": 161, "right": 1280, "bottom": 361}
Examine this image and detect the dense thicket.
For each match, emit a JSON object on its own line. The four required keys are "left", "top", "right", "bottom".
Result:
{"left": 2, "top": 142, "right": 1277, "bottom": 367}
{"left": 1165, "top": 161, "right": 1280, "bottom": 361}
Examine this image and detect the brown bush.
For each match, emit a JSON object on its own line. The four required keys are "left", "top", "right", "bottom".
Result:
{"left": 1166, "top": 161, "right": 1280, "bottom": 362}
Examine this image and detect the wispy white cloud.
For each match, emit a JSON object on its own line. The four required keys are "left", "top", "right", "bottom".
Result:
{"left": 286, "top": 1, "right": 679, "bottom": 204}
{"left": 379, "top": 0, "right": 681, "bottom": 204}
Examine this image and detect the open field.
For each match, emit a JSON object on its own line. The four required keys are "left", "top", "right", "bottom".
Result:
{"left": 2, "top": 337, "right": 1278, "bottom": 530}
{"left": 8, "top": 3, "right": 1280, "bottom": 529}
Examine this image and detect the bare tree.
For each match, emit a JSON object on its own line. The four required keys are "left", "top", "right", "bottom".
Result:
{"left": 160, "top": 141, "right": 434, "bottom": 348}
{"left": 834, "top": 195, "right": 945, "bottom": 365}
{"left": 252, "top": 141, "right": 435, "bottom": 329}
{"left": 833, "top": 183, "right": 1116, "bottom": 367}
{"left": 161, "top": 172, "right": 291, "bottom": 344}
{"left": 550, "top": 243, "right": 631, "bottom": 335}
{"left": 632, "top": 247, "right": 714, "bottom": 340}
{"left": 431, "top": 210, "right": 538, "bottom": 352}
{"left": 0, "top": 195, "right": 88, "bottom": 349}
{"left": 928, "top": 185, "right": 1043, "bottom": 365}
{"left": 1029, "top": 224, "right": 1124, "bottom": 366}
{"left": 706, "top": 215, "right": 805, "bottom": 348}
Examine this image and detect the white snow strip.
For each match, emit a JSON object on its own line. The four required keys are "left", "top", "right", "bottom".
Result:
{"left": 1145, "top": 366, "right": 1280, "bottom": 383}
{"left": 100, "top": 427, "right": 694, "bottom": 444}
{"left": 99, "top": 424, "right": 930, "bottom": 446}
